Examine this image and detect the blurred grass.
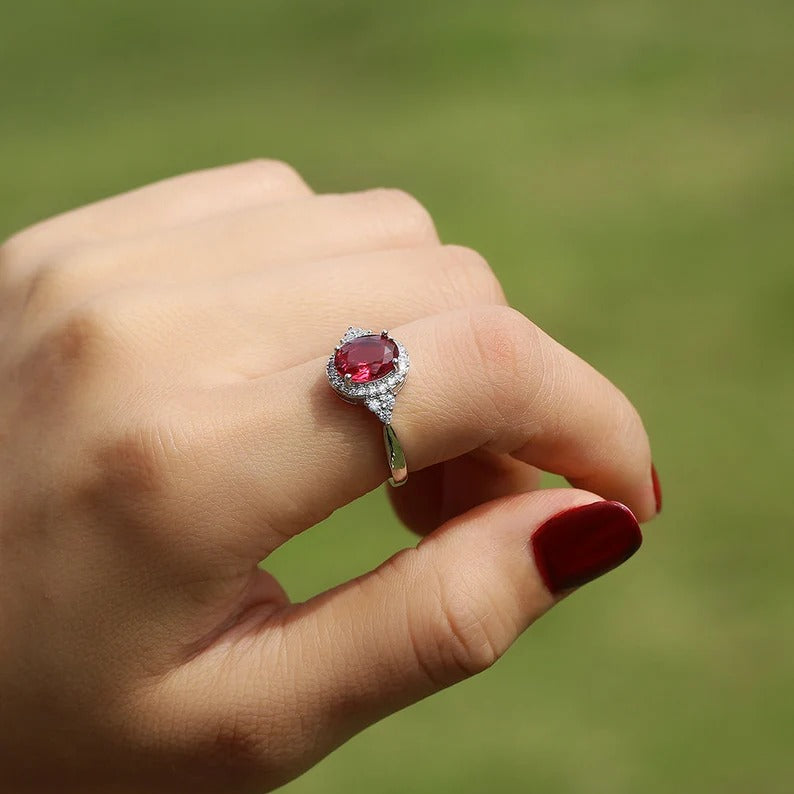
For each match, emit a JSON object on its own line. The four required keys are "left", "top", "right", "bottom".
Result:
{"left": 2, "top": 1, "right": 793, "bottom": 791}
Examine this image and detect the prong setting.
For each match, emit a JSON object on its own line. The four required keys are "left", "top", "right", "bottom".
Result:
{"left": 326, "top": 327, "right": 410, "bottom": 424}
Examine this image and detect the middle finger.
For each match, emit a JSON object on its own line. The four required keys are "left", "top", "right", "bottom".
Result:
{"left": 25, "top": 245, "right": 506, "bottom": 379}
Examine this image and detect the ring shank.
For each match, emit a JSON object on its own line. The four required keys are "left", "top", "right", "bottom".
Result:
{"left": 382, "top": 423, "right": 408, "bottom": 486}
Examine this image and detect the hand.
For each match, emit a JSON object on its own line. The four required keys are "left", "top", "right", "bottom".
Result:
{"left": 0, "top": 161, "right": 659, "bottom": 792}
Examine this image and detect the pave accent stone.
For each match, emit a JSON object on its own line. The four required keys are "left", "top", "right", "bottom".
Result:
{"left": 366, "top": 392, "right": 396, "bottom": 424}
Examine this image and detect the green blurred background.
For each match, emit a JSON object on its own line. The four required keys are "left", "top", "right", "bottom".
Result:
{"left": 2, "top": 1, "right": 792, "bottom": 791}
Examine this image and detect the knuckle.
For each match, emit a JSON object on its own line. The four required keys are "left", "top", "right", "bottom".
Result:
{"left": 366, "top": 187, "right": 438, "bottom": 245}
{"left": 187, "top": 695, "right": 301, "bottom": 787}
{"left": 79, "top": 418, "right": 183, "bottom": 519}
{"left": 386, "top": 549, "right": 505, "bottom": 686}
{"left": 424, "top": 576, "right": 504, "bottom": 682}
{"left": 21, "top": 247, "right": 100, "bottom": 315}
{"left": 242, "top": 158, "right": 309, "bottom": 192}
{"left": 440, "top": 245, "right": 506, "bottom": 306}
{"left": 34, "top": 301, "right": 122, "bottom": 371}
{"left": 205, "top": 711, "right": 271, "bottom": 780}
{"left": 24, "top": 263, "right": 78, "bottom": 314}
{"left": 134, "top": 682, "right": 281, "bottom": 787}
{"left": 464, "top": 305, "right": 541, "bottom": 429}
{"left": 16, "top": 302, "right": 131, "bottom": 423}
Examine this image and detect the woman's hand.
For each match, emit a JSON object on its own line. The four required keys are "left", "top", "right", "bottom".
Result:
{"left": 0, "top": 161, "right": 659, "bottom": 792}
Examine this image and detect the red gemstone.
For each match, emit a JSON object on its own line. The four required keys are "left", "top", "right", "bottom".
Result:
{"left": 335, "top": 334, "right": 398, "bottom": 383}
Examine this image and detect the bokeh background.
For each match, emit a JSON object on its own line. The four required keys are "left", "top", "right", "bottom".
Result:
{"left": 2, "top": 1, "right": 792, "bottom": 792}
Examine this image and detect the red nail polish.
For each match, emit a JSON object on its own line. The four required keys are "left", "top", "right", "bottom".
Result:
{"left": 651, "top": 464, "right": 662, "bottom": 513}
{"left": 531, "top": 501, "right": 642, "bottom": 594}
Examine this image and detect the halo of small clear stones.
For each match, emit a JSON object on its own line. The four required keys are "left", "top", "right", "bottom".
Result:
{"left": 326, "top": 328, "right": 410, "bottom": 420}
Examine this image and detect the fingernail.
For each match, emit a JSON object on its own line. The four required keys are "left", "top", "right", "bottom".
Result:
{"left": 651, "top": 464, "right": 663, "bottom": 514}
{"left": 530, "top": 501, "right": 642, "bottom": 594}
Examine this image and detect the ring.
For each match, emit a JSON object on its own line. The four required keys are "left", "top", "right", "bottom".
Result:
{"left": 326, "top": 326, "right": 410, "bottom": 487}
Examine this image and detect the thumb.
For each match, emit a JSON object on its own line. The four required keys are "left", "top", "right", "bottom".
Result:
{"left": 167, "top": 488, "right": 642, "bottom": 785}
{"left": 275, "top": 488, "right": 642, "bottom": 764}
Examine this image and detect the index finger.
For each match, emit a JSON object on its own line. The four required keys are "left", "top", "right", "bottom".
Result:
{"left": 197, "top": 305, "right": 657, "bottom": 552}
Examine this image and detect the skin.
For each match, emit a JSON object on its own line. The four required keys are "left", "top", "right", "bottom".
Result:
{"left": 0, "top": 160, "right": 657, "bottom": 793}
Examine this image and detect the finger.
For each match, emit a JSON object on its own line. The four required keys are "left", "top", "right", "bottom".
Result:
{"left": 194, "top": 305, "right": 656, "bottom": 556}
{"left": 2, "top": 160, "right": 313, "bottom": 279}
{"left": 159, "top": 490, "right": 642, "bottom": 781}
{"left": 388, "top": 450, "right": 542, "bottom": 536}
{"left": 25, "top": 244, "right": 505, "bottom": 373}
{"left": 219, "top": 244, "right": 503, "bottom": 372}
{"left": 15, "top": 188, "right": 441, "bottom": 314}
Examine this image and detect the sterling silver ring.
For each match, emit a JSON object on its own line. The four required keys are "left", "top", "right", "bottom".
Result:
{"left": 326, "top": 327, "right": 410, "bottom": 487}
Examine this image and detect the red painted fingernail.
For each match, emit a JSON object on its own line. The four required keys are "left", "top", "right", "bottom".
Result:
{"left": 530, "top": 501, "right": 642, "bottom": 594}
{"left": 651, "top": 464, "right": 663, "bottom": 514}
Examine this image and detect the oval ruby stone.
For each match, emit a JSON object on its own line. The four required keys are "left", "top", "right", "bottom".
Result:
{"left": 335, "top": 335, "right": 398, "bottom": 383}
